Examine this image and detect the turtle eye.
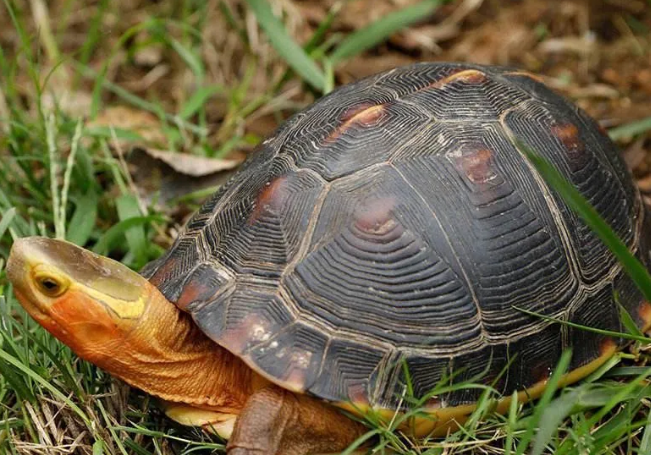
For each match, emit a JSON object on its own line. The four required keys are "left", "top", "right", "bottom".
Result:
{"left": 34, "top": 274, "right": 68, "bottom": 297}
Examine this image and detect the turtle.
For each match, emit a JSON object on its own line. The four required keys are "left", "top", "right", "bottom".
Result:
{"left": 7, "top": 62, "right": 651, "bottom": 455}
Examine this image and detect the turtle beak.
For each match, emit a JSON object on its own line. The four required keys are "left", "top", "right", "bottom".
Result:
{"left": 7, "top": 237, "right": 157, "bottom": 360}
{"left": 7, "top": 237, "right": 149, "bottom": 320}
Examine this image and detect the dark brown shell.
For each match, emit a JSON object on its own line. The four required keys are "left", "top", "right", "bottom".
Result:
{"left": 143, "top": 63, "right": 651, "bottom": 409}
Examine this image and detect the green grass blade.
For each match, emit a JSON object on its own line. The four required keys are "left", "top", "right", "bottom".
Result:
{"left": 640, "top": 410, "right": 651, "bottom": 454}
{"left": 168, "top": 36, "right": 205, "bottom": 81}
{"left": 514, "top": 349, "right": 572, "bottom": 455}
{"left": 0, "top": 207, "right": 16, "bottom": 241}
{"left": 115, "top": 195, "right": 149, "bottom": 266}
{"left": 608, "top": 116, "right": 651, "bottom": 140}
{"left": 517, "top": 140, "right": 651, "bottom": 303}
{"left": 514, "top": 307, "right": 650, "bottom": 343}
{"left": 303, "top": 3, "right": 341, "bottom": 54}
{"left": 0, "top": 347, "right": 91, "bottom": 426}
{"left": 329, "top": 0, "right": 443, "bottom": 64}
{"left": 179, "top": 86, "right": 222, "bottom": 120}
{"left": 531, "top": 388, "right": 579, "bottom": 455}
{"left": 503, "top": 390, "right": 520, "bottom": 455}
{"left": 92, "top": 215, "right": 166, "bottom": 257}
{"left": 244, "top": 0, "right": 326, "bottom": 91}
{"left": 66, "top": 191, "right": 98, "bottom": 246}
{"left": 617, "top": 299, "right": 645, "bottom": 338}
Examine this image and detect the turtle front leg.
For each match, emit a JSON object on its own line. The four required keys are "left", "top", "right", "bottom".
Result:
{"left": 227, "top": 385, "right": 367, "bottom": 455}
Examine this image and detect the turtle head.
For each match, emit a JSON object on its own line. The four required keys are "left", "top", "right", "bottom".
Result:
{"left": 7, "top": 237, "right": 153, "bottom": 363}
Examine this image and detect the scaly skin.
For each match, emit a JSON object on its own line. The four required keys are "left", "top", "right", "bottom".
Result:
{"left": 6, "top": 237, "right": 366, "bottom": 454}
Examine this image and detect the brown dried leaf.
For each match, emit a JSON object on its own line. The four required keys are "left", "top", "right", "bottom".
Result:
{"left": 128, "top": 147, "right": 243, "bottom": 206}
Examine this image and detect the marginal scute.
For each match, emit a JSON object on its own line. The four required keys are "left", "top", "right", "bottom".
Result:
{"left": 146, "top": 62, "right": 651, "bottom": 412}
{"left": 599, "top": 338, "right": 618, "bottom": 357}
{"left": 638, "top": 302, "right": 651, "bottom": 329}
{"left": 176, "top": 263, "right": 232, "bottom": 311}
{"left": 245, "top": 323, "right": 328, "bottom": 392}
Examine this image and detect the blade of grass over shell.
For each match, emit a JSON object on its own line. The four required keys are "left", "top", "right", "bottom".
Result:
{"left": 329, "top": 0, "right": 444, "bottom": 65}
{"left": 608, "top": 116, "right": 651, "bottom": 140}
{"left": 617, "top": 298, "right": 645, "bottom": 338}
{"left": 514, "top": 307, "right": 650, "bottom": 343}
{"left": 517, "top": 140, "right": 651, "bottom": 303}
{"left": 514, "top": 349, "right": 572, "bottom": 455}
{"left": 244, "top": 0, "right": 326, "bottom": 91}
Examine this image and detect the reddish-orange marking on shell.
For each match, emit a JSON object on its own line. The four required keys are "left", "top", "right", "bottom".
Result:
{"left": 346, "top": 382, "right": 369, "bottom": 405}
{"left": 552, "top": 123, "right": 583, "bottom": 151}
{"left": 221, "top": 313, "right": 273, "bottom": 355}
{"left": 457, "top": 148, "right": 496, "bottom": 184}
{"left": 248, "top": 176, "right": 288, "bottom": 225}
{"left": 428, "top": 69, "right": 487, "bottom": 90}
{"left": 504, "top": 70, "right": 545, "bottom": 84}
{"left": 354, "top": 197, "right": 397, "bottom": 233}
{"left": 532, "top": 363, "right": 553, "bottom": 385}
{"left": 176, "top": 280, "right": 214, "bottom": 311}
{"left": 326, "top": 104, "right": 386, "bottom": 143}
{"left": 638, "top": 301, "right": 651, "bottom": 330}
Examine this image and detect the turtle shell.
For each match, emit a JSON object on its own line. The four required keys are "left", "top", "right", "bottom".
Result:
{"left": 144, "top": 63, "right": 651, "bottom": 414}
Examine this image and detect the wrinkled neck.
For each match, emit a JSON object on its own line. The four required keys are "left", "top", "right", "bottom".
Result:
{"left": 99, "top": 287, "right": 252, "bottom": 411}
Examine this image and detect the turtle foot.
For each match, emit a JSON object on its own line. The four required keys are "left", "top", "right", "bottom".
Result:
{"left": 226, "top": 385, "right": 367, "bottom": 455}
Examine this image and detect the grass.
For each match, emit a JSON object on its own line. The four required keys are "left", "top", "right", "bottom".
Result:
{"left": 1, "top": 0, "right": 651, "bottom": 454}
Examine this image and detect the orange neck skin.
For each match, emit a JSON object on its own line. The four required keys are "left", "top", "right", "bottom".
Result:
{"left": 18, "top": 284, "right": 253, "bottom": 413}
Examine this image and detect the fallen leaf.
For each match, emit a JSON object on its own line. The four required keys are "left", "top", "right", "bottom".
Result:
{"left": 127, "top": 147, "right": 243, "bottom": 207}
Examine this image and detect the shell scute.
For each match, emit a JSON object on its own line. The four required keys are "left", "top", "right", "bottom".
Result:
{"left": 284, "top": 99, "right": 431, "bottom": 180}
